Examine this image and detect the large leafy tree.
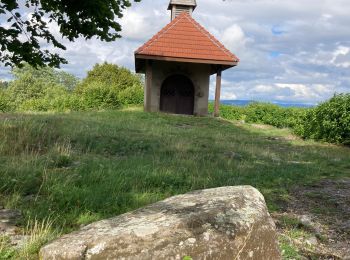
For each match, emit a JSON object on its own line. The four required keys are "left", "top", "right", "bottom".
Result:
{"left": 0, "top": 0, "right": 140, "bottom": 67}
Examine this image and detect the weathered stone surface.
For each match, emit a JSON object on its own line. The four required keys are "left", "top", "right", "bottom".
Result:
{"left": 0, "top": 209, "right": 21, "bottom": 224}
{"left": 0, "top": 209, "right": 21, "bottom": 236}
{"left": 0, "top": 209, "right": 28, "bottom": 247}
{"left": 40, "top": 186, "right": 281, "bottom": 260}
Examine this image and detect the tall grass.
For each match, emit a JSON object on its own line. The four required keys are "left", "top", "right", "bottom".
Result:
{"left": 18, "top": 218, "right": 58, "bottom": 260}
{"left": 0, "top": 108, "right": 349, "bottom": 257}
{"left": 0, "top": 236, "right": 16, "bottom": 259}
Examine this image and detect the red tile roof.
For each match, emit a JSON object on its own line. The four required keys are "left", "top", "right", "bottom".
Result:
{"left": 135, "top": 12, "right": 239, "bottom": 66}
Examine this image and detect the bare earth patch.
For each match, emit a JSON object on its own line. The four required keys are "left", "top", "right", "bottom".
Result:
{"left": 250, "top": 123, "right": 274, "bottom": 129}
{"left": 273, "top": 178, "right": 350, "bottom": 259}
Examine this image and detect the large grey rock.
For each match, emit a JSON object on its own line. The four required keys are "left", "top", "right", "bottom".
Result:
{"left": 40, "top": 186, "right": 280, "bottom": 260}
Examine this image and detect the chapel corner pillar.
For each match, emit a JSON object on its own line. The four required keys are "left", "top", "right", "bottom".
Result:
{"left": 214, "top": 67, "right": 222, "bottom": 117}
{"left": 145, "top": 60, "right": 153, "bottom": 112}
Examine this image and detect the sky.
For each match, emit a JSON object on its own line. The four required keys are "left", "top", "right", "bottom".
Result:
{"left": 1, "top": 0, "right": 350, "bottom": 103}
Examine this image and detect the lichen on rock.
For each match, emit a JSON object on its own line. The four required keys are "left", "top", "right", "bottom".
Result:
{"left": 40, "top": 186, "right": 281, "bottom": 260}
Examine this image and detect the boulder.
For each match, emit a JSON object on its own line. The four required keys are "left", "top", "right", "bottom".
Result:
{"left": 40, "top": 186, "right": 280, "bottom": 260}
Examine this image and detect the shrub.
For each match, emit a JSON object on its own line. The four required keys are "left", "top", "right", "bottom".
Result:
{"left": 7, "top": 73, "right": 47, "bottom": 107}
{"left": 80, "top": 82, "right": 121, "bottom": 109}
{"left": 245, "top": 103, "right": 283, "bottom": 126}
{"left": 76, "top": 62, "right": 144, "bottom": 107}
{"left": 246, "top": 103, "right": 307, "bottom": 129}
{"left": 4, "top": 63, "right": 143, "bottom": 112}
{"left": 76, "top": 62, "right": 143, "bottom": 94}
{"left": 18, "top": 85, "right": 75, "bottom": 112}
{"left": 7, "top": 64, "right": 79, "bottom": 108}
{"left": 11, "top": 64, "right": 79, "bottom": 91}
{"left": 118, "top": 84, "right": 144, "bottom": 105}
{"left": 208, "top": 103, "right": 244, "bottom": 120}
{"left": 209, "top": 102, "right": 307, "bottom": 129}
{"left": 300, "top": 94, "right": 350, "bottom": 144}
{"left": 0, "top": 89, "right": 11, "bottom": 112}
{"left": 210, "top": 95, "right": 349, "bottom": 145}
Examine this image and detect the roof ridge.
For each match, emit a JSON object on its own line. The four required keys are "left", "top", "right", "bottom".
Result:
{"left": 186, "top": 15, "right": 239, "bottom": 62}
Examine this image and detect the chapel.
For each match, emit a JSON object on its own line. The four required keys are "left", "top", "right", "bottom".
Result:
{"left": 134, "top": 0, "right": 239, "bottom": 116}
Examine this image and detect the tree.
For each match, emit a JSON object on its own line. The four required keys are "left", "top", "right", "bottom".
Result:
{"left": 0, "top": 0, "right": 141, "bottom": 68}
{"left": 76, "top": 62, "right": 144, "bottom": 107}
{"left": 77, "top": 62, "right": 142, "bottom": 92}
{"left": 11, "top": 63, "right": 79, "bottom": 90}
{"left": 7, "top": 63, "right": 78, "bottom": 106}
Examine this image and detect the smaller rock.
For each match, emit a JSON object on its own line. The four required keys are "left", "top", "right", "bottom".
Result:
{"left": 224, "top": 151, "right": 243, "bottom": 160}
{"left": 272, "top": 156, "right": 281, "bottom": 163}
{"left": 305, "top": 236, "right": 318, "bottom": 247}
{"left": 0, "top": 222, "right": 17, "bottom": 236}
{"left": 11, "top": 235, "right": 29, "bottom": 248}
{"left": 267, "top": 137, "right": 280, "bottom": 141}
{"left": 187, "top": 238, "right": 196, "bottom": 244}
{"left": 0, "top": 209, "right": 21, "bottom": 224}
{"left": 23, "top": 194, "right": 36, "bottom": 202}
{"left": 299, "top": 215, "right": 313, "bottom": 228}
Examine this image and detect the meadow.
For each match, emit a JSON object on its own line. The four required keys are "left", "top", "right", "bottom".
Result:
{"left": 1, "top": 107, "right": 349, "bottom": 259}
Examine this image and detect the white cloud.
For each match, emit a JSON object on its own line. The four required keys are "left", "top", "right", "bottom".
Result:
{"left": 120, "top": 10, "right": 167, "bottom": 41}
{"left": 331, "top": 46, "right": 350, "bottom": 68}
{"left": 1, "top": 0, "right": 350, "bottom": 102}
{"left": 221, "top": 24, "right": 250, "bottom": 54}
{"left": 221, "top": 92, "right": 238, "bottom": 100}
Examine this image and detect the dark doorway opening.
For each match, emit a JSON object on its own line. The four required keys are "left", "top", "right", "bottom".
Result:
{"left": 160, "top": 74, "right": 194, "bottom": 115}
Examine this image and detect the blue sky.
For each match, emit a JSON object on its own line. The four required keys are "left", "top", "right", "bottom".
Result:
{"left": 1, "top": 0, "right": 350, "bottom": 103}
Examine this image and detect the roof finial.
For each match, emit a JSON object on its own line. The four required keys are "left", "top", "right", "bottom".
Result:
{"left": 168, "top": 0, "right": 197, "bottom": 20}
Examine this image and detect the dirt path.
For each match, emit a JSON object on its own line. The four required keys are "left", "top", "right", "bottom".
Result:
{"left": 273, "top": 178, "right": 350, "bottom": 259}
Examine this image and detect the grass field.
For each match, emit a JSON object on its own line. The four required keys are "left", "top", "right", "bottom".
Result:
{"left": 1, "top": 107, "right": 349, "bottom": 259}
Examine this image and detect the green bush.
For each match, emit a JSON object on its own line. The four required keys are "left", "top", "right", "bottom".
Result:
{"left": 245, "top": 103, "right": 283, "bottom": 126}
{"left": 2, "top": 62, "right": 143, "bottom": 112}
{"left": 75, "top": 62, "right": 144, "bottom": 108}
{"left": 7, "top": 64, "right": 79, "bottom": 108}
{"left": 118, "top": 84, "right": 144, "bottom": 105}
{"left": 209, "top": 102, "right": 306, "bottom": 129}
{"left": 210, "top": 95, "right": 349, "bottom": 145}
{"left": 300, "top": 94, "right": 350, "bottom": 144}
{"left": 18, "top": 85, "right": 73, "bottom": 112}
{"left": 80, "top": 82, "right": 121, "bottom": 109}
{"left": 76, "top": 62, "right": 143, "bottom": 94}
{"left": 11, "top": 64, "right": 79, "bottom": 91}
{"left": 208, "top": 103, "right": 245, "bottom": 120}
{"left": 7, "top": 74, "right": 47, "bottom": 107}
{"left": 245, "top": 103, "right": 306, "bottom": 129}
{"left": 0, "top": 89, "right": 11, "bottom": 112}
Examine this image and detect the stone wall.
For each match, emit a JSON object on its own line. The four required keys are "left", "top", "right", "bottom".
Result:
{"left": 146, "top": 60, "right": 211, "bottom": 116}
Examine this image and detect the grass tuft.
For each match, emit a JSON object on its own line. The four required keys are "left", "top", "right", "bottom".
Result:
{"left": 18, "top": 218, "right": 59, "bottom": 260}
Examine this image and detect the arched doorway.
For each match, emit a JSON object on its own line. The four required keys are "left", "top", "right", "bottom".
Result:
{"left": 160, "top": 74, "right": 194, "bottom": 115}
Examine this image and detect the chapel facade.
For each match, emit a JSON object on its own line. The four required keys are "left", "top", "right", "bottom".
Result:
{"left": 134, "top": 0, "right": 239, "bottom": 116}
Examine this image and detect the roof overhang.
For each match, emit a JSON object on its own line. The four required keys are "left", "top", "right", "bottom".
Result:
{"left": 135, "top": 54, "right": 237, "bottom": 74}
